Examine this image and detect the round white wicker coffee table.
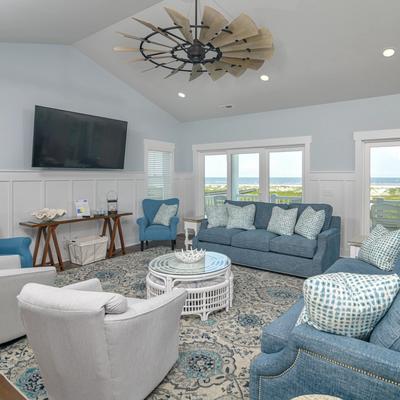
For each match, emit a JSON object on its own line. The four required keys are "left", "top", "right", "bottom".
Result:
{"left": 147, "top": 251, "right": 233, "bottom": 321}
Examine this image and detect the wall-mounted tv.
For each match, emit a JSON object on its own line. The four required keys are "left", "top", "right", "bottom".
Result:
{"left": 32, "top": 105, "right": 127, "bottom": 169}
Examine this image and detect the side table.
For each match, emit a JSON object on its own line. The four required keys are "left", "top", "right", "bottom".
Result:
{"left": 183, "top": 216, "right": 203, "bottom": 250}
{"left": 348, "top": 235, "right": 367, "bottom": 258}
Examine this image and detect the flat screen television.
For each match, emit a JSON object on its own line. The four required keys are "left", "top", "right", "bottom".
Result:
{"left": 32, "top": 105, "right": 127, "bottom": 169}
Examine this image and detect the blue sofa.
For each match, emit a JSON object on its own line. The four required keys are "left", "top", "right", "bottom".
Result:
{"left": 192, "top": 201, "right": 341, "bottom": 278}
{"left": 250, "top": 257, "right": 400, "bottom": 399}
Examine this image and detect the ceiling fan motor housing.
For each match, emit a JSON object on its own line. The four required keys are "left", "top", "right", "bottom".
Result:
{"left": 188, "top": 39, "right": 206, "bottom": 63}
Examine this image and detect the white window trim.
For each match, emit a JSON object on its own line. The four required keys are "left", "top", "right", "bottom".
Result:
{"left": 354, "top": 129, "right": 400, "bottom": 235}
{"left": 193, "top": 136, "right": 311, "bottom": 215}
{"left": 144, "top": 139, "right": 175, "bottom": 199}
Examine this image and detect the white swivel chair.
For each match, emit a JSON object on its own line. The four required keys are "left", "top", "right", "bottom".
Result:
{"left": 18, "top": 279, "right": 187, "bottom": 400}
{"left": 0, "top": 256, "right": 56, "bottom": 344}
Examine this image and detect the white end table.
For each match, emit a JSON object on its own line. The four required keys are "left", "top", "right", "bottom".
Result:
{"left": 147, "top": 252, "right": 233, "bottom": 321}
{"left": 183, "top": 216, "right": 203, "bottom": 250}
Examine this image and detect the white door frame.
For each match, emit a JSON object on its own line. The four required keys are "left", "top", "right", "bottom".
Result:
{"left": 354, "top": 129, "right": 400, "bottom": 235}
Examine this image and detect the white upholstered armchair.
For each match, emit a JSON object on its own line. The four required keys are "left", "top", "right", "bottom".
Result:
{"left": 18, "top": 279, "right": 187, "bottom": 400}
{"left": 0, "top": 261, "right": 56, "bottom": 344}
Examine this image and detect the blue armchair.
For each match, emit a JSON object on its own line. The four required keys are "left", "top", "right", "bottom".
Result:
{"left": 0, "top": 237, "right": 33, "bottom": 268}
{"left": 136, "top": 198, "right": 179, "bottom": 251}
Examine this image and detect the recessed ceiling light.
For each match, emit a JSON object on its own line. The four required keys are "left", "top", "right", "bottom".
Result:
{"left": 260, "top": 75, "right": 270, "bottom": 81}
{"left": 178, "top": 92, "right": 186, "bottom": 98}
{"left": 383, "top": 48, "right": 395, "bottom": 57}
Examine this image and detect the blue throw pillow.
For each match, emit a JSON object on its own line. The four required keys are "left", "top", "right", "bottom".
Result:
{"left": 370, "top": 292, "right": 400, "bottom": 350}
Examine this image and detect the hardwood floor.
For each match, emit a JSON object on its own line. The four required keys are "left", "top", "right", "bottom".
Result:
{"left": 0, "top": 374, "right": 27, "bottom": 399}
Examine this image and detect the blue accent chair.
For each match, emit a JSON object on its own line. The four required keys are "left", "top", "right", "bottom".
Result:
{"left": 136, "top": 198, "right": 179, "bottom": 251}
{"left": 0, "top": 237, "right": 33, "bottom": 268}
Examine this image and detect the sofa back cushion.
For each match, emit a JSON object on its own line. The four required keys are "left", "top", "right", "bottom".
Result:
{"left": 289, "top": 203, "right": 332, "bottom": 231}
{"left": 370, "top": 292, "right": 400, "bottom": 351}
{"left": 225, "top": 200, "right": 288, "bottom": 229}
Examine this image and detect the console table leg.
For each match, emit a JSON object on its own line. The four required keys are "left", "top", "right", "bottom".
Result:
{"left": 50, "top": 226, "right": 64, "bottom": 271}
{"left": 32, "top": 227, "right": 43, "bottom": 267}
{"left": 41, "top": 227, "right": 53, "bottom": 266}
{"left": 116, "top": 217, "right": 126, "bottom": 255}
{"left": 108, "top": 219, "right": 118, "bottom": 258}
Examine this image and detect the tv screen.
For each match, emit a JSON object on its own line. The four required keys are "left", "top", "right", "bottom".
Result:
{"left": 32, "top": 106, "right": 127, "bottom": 169}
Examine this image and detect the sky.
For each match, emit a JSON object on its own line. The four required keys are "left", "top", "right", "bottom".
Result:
{"left": 371, "top": 146, "right": 400, "bottom": 178}
{"left": 204, "top": 151, "right": 302, "bottom": 178}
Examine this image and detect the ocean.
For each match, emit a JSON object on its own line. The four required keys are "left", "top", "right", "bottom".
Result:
{"left": 205, "top": 177, "right": 400, "bottom": 186}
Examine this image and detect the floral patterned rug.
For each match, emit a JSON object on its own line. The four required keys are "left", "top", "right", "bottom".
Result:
{"left": 0, "top": 247, "right": 303, "bottom": 400}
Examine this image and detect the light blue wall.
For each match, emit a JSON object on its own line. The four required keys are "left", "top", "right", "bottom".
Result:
{"left": 0, "top": 43, "right": 180, "bottom": 171}
{"left": 175, "top": 94, "right": 400, "bottom": 172}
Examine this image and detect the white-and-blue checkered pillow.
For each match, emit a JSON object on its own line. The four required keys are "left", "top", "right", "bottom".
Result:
{"left": 359, "top": 224, "right": 400, "bottom": 271}
{"left": 297, "top": 272, "right": 400, "bottom": 339}
{"left": 295, "top": 206, "right": 326, "bottom": 240}
{"left": 267, "top": 206, "right": 298, "bottom": 236}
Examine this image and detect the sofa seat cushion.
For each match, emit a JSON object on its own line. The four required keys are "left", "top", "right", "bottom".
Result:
{"left": 231, "top": 229, "right": 278, "bottom": 252}
{"left": 261, "top": 299, "right": 304, "bottom": 354}
{"left": 325, "top": 257, "right": 394, "bottom": 275}
{"left": 197, "top": 227, "right": 243, "bottom": 245}
{"left": 270, "top": 234, "right": 317, "bottom": 259}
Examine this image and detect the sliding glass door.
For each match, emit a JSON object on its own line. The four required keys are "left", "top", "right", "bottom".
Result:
{"left": 204, "top": 154, "right": 228, "bottom": 209}
{"left": 201, "top": 146, "right": 304, "bottom": 213}
{"left": 268, "top": 150, "right": 303, "bottom": 204}
{"left": 231, "top": 153, "right": 260, "bottom": 201}
{"left": 368, "top": 143, "right": 400, "bottom": 230}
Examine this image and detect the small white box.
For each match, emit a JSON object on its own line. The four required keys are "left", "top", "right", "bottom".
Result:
{"left": 68, "top": 235, "right": 108, "bottom": 266}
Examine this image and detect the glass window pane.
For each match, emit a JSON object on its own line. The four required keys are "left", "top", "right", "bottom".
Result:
{"left": 204, "top": 154, "right": 227, "bottom": 209}
{"left": 269, "top": 151, "right": 303, "bottom": 204}
{"left": 231, "top": 153, "right": 260, "bottom": 201}
{"left": 370, "top": 146, "right": 400, "bottom": 230}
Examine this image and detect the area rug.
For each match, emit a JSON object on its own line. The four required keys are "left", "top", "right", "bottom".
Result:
{"left": 0, "top": 247, "right": 304, "bottom": 400}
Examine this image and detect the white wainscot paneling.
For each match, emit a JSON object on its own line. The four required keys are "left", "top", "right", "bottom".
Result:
{"left": 309, "top": 172, "right": 356, "bottom": 256}
{"left": 0, "top": 171, "right": 145, "bottom": 262}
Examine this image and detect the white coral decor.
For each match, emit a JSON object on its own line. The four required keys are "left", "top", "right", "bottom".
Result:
{"left": 32, "top": 208, "right": 67, "bottom": 222}
{"left": 175, "top": 249, "right": 206, "bottom": 263}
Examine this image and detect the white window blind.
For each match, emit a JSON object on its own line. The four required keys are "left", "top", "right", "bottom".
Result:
{"left": 147, "top": 150, "right": 173, "bottom": 199}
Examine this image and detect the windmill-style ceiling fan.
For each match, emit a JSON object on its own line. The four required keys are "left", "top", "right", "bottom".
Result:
{"left": 113, "top": 0, "right": 274, "bottom": 81}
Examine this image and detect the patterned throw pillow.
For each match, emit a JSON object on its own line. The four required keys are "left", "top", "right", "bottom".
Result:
{"left": 297, "top": 272, "right": 400, "bottom": 339}
{"left": 206, "top": 205, "right": 228, "bottom": 228}
{"left": 153, "top": 203, "right": 178, "bottom": 226}
{"left": 226, "top": 203, "right": 256, "bottom": 230}
{"left": 267, "top": 206, "right": 298, "bottom": 236}
{"left": 358, "top": 224, "right": 400, "bottom": 271}
{"left": 295, "top": 206, "right": 326, "bottom": 240}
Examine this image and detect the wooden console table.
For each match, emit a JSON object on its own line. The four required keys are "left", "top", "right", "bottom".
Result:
{"left": 20, "top": 212, "right": 133, "bottom": 271}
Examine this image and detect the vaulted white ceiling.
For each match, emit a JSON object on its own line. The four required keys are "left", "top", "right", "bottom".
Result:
{"left": 2, "top": 0, "right": 400, "bottom": 121}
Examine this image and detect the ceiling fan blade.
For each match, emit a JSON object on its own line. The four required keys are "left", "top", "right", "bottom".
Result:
{"left": 164, "top": 7, "right": 193, "bottom": 43}
{"left": 164, "top": 62, "right": 187, "bottom": 79}
{"left": 222, "top": 48, "right": 274, "bottom": 61}
{"left": 211, "top": 13, "right": 259, "bottom": 48}
{"left": 189, "top": 64, "right": 203, "bottom": 81}
{"left": 141, "top": 60, "right": 178, "bottom": 72}
{"left": 220, "top": 27, "right": 273, "bottom": 52}
{"left": 205, "top": 62, "right": 227, "bottom": 81}
{"left": 220, "top": 57, "right": 264, "bottom": 70}
{"left": 126, "top": 55, "right": 172, "bottom": 63}
{"left": 113, "top": 46, "right": 169, "bottom": 54}
{"left": 217, "top": 61, "right": 247, "bottom": 77}
{"left": 199, "top": 6, "right": 229, "bottom": 44}
{"left": 133, "top": 17, "right": 181, "bottom": 45}
{"left": 116, "top": 32, "right": 174, "bottom": 49}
